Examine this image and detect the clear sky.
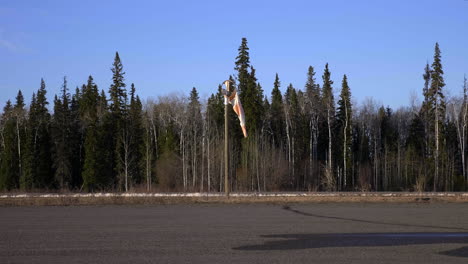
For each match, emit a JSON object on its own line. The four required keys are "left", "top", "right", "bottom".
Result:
{"left": 1, "top": 0, "right": 467, "bottom": 111}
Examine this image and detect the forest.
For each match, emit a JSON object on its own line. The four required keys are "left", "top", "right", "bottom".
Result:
{"left": 1, "top": 38, "right": 467, "bottom": 192}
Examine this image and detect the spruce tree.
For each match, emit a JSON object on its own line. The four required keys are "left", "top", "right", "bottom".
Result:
{"left": 109, "top": 52, "right": 127, "bottom": 119}
{"left": 270, "top": 73, "right": 285, "bottom": 147}
{"left": 321, "top": 63, "right": 335, "bottom": 182}
{"left": 0, "top": 100, "right": 18, "bottom": 190}
{"left": 13, "top": 90, "right": 26, "bottom": 189}
{"left": 109, "top": 52, "right": 130, "bottom": 189}
{"left": 81, "top": 76, "right": 99, "bottom": 190}
{"left": 336, "top": 74, "right": 352, "bottom": 189}
{"left": 234, "top": 38, "right": 264, "bottom": 134}
{"left": 304, "top": 66, "right": 321, "bottom": 187}
{"left": 187, "top": 87, "right": 202, "bottom": 187}
{"left": 82, "top": 124, "right": 99, "bottom": 191}
{"left": 29, "top": 79, "right": 53, "bottom": 189}
{"left": 21, "top": 92, "right": 36, "bottom": 190}
{"left": 207, "top": 85, "right": 225, "bottom": 132}
{"left": 429, "top": 42, "right": 445, "bottom": 191}
{"left": 97, "top": 89, "right": 114, "bottom": 187}
{"left": 284, "top": 84, "right": 301, "bottom": 188}
{"left": 420, "top": 62, "right": 432, "bottom": 161}
{"left": 129, "top": 83, "right": 145, "bottom": 185}
{"left": 52, "top": 77, "right": 73, "bottom": 189}
{"left": 234, "top": 38, "right": 250, "bottom": 95}
{"left": 109, "top": 52, "right": 129, "bottom": 190}
{"left": 69, "top": 87, "right": 83, "bottom": 188}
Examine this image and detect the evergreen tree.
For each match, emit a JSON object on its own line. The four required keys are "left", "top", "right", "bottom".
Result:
{"left": 69, "top": 87, "right": 83, "bottom": 188}
{"left": 109, "top": 52, "right": 127, "bottom": 119}
{"left": 21, "top": 93, "right": 36, "bottom": 190}
{"left": 234, "top": 38, "right": 264, "bottom": 134}
{"left": 52, "top": 77, "right": 73, "bottom": 188}
{"left": 81, "top": 76, "right": 99, "bottom": 125}
{"left": 336, "top": 74, "right": 352, "bottom": 189}
{"left": 380, "top": 106, "right": 398, "bottom": 190}
{"left": 0, "top": 100, "right": 19, "bottom": 190}
{"left": 129, "top": 83, "right": 145, "bottom": 185}
{"left": 81, "top": 76, "right": 102, "bottom": 191}
{"left": 108, "top": 52, "right": 128, "bottom": 190}
{"left": 304, "top": 66, "right": 321, "bottom": 187}
{"left": 13, "top": 90, "right": 26, "bottom": 189}
{"left": 187, "top": 87, "right": 202, "bottom": 188}
{"left": 207, "top": 85, "right": 224, "bottom": 132}
{"left": 305, "top": 66, "right": 321, "bottom": 100}
{"left": 420, "top": 63, "right": 432, "bottom": 159}
{"left": 97, "top": 89, "right": 114, "bottom": 187}
{"left": 321, "top": 64, "right": 335, "bottom": 181}
{"left": 234, "top": 38, "right": 250, "bottom": 95}
{"left": 36, "top": 81, "right": 54, "bottom": 188}
{"left": 284, "top": 84, "right": 301, "bottom": 188}
{"left": 14, "top": 90, "right": 25, "bottom": 112}
{"left": 28, "top": 79, "right": 53, "bottom": 189}
{"left": 270, "top": 73, "right": 285, "bottom": 147}
{"left": 428, "top": 42, "right": 446, "bottom": 191}
{"left": 233, "top": 39, "right": 265, "bottom": 189}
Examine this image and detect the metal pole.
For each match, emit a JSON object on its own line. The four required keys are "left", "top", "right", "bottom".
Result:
{"left": 224, "top": 81, "right": 230, "bottom": 196}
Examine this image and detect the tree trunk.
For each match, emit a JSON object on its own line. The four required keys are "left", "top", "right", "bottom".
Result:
{"left": 16, "top": 120, "right": 22, "bottom": 186}
{"left": 434, "top": 101, "right": 439, "bottom": 191}
{"left": 343, "top": 100, "right": 348, "bottom": 189}
{"left": 207, "top": 137, "right": 210, "bottom": 192}
{"left": 327, "top": 108, "right": 332, "bottom": 177}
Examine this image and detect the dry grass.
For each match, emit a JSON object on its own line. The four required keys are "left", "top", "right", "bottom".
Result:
{"left": 414, "top": 175, "right": 427, "bottom": 192}
{"left": 321, "top": 166, "right": 336, "bottom": 191}
{"left": 2, "top": 193, "right": 468, "bottom": 206}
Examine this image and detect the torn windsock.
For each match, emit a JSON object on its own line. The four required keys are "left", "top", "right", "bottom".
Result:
{"left": 225, "top": 91, "right": 247, "bottom": 138}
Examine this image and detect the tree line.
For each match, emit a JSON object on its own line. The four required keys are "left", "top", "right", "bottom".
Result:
{"left": 1, "top": 39, "right": 467, "bottom": 192}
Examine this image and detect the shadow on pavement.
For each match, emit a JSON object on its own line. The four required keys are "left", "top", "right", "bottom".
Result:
{"left": 233, "top": 232, "right": 468, "bottom": 257}
{"left": 233, "top": 206, "right": 468, "bottom": 258}
{"left": 282, "top": 205, "right": 468, "bottom": 231}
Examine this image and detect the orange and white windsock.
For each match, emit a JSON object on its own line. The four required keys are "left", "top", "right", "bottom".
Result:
{"left": 225, "top": 91, "right": 247, "bottom": 138}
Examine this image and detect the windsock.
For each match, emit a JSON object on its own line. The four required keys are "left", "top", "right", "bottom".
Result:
{"left": 225, "top": 91, "right": 247, "bottom": 138}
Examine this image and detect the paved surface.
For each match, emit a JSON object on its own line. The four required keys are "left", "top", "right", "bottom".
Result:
{"left": 1, "top": 203, "right": 468, "bottom": 263}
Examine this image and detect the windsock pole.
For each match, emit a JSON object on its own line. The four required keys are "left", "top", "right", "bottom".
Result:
{"left": 224, "top": 80, "right": 230, "bottom": 197}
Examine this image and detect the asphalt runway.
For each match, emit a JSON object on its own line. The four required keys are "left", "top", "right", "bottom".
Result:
{"left": 1, "top": 203, "right": 468, "bottom": 263}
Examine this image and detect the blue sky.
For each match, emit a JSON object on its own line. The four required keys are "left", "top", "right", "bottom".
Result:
{"left": 1, "top": 0, "right": 467, "bottom": 110}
